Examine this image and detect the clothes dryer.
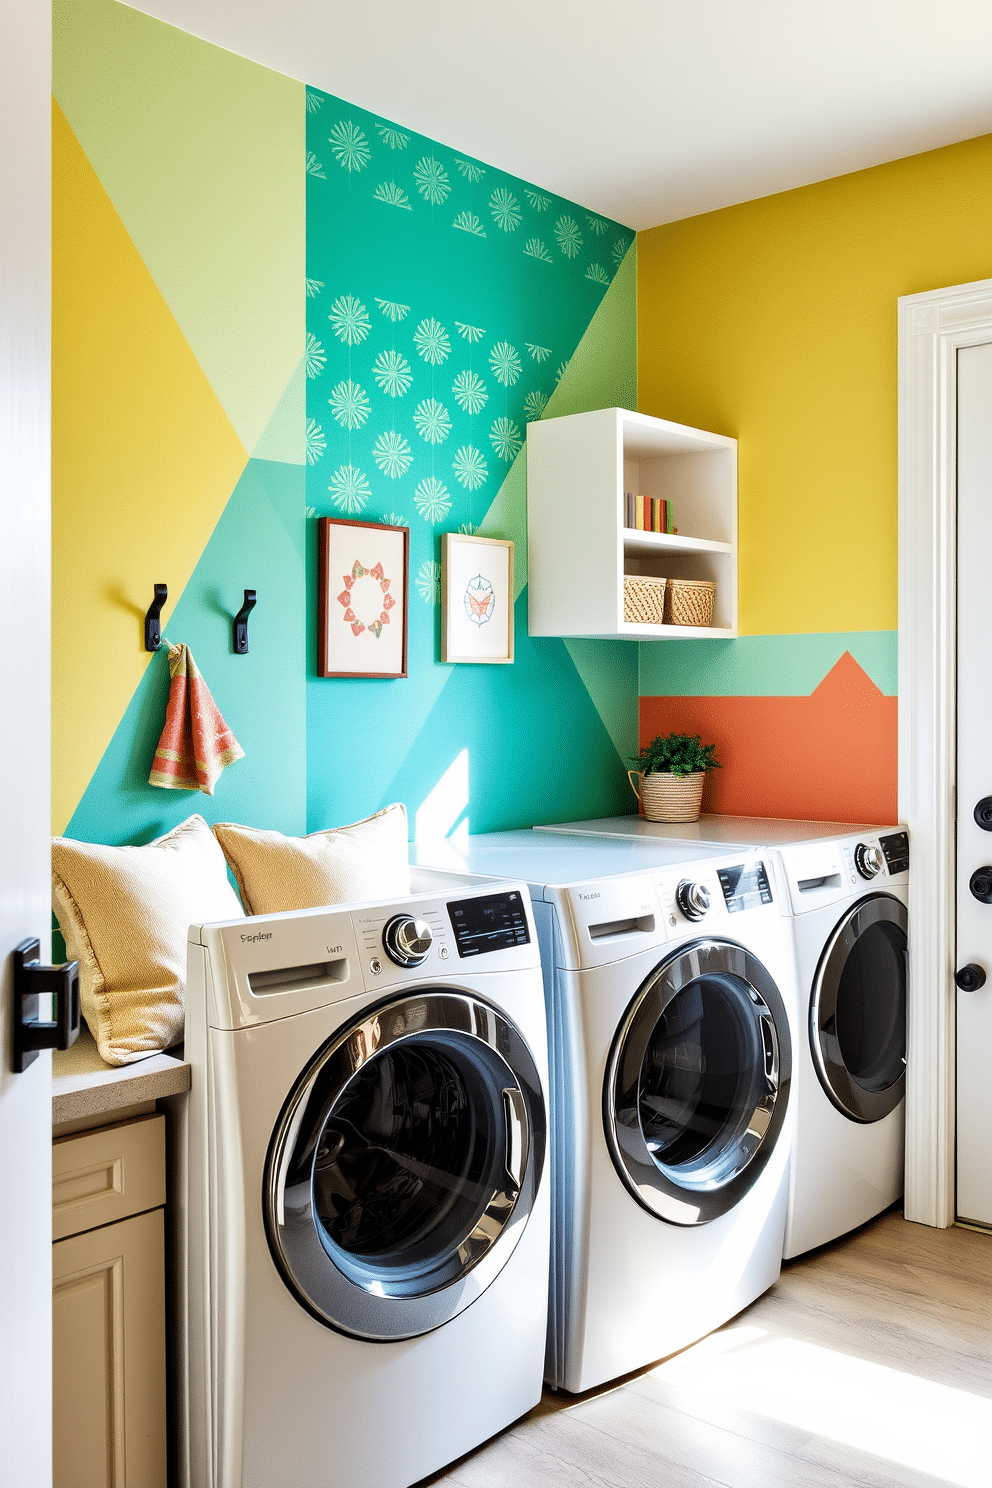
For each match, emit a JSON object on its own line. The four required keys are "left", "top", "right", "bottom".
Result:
{"left": 413, "top": 832, "right": 797, "bottom": 1393}
{"left": 178, "top": 881, "right": 549, "bottom": 1488}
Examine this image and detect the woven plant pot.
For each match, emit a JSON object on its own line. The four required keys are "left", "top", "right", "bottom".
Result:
{"left": 627, "top": 769, "right": 706, "bottom": 823}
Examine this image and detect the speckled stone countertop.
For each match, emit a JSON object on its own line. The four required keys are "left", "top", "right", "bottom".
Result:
{"left": 52, "top": 1028, "right": 190, "bottom": 1127}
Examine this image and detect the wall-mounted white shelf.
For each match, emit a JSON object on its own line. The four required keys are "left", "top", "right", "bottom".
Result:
{"left": 526, "top": 407, "right": 738, "bottom": 640}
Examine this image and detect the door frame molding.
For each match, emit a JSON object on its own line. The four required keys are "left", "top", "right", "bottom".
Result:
{"left": 898, "top": 277, "right": 992, "bottom": 1227}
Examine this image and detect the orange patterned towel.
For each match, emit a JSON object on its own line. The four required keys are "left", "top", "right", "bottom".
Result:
{"left": 149, "top": 644, "right": 244, "bottom": 795}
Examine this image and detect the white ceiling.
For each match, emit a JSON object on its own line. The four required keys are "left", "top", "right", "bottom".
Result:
{"left": 124, "top": 0, "right": 992, "bottom": 229}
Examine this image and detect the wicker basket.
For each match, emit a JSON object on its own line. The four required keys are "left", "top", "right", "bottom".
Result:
{"left": 623, "top": 574, "right": 667, "bottom": 626}
{"left": 627, "top": 769, "right": 706, "bottom": 823}
{"left": 665, "top": 578, "right": 717, "bottom": 628}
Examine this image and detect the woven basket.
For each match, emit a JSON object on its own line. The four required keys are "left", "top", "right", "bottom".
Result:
{"left": 623, "top": 574, "right": 667, "bottom": 626}
{"left": 665, "top": 578, "right": 717, "bottom": 628}
{"left": 627, "top": 769, "right": 706, "bottom": 823}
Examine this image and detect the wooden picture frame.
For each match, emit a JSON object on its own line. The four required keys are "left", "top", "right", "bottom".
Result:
{"left": 318, "top": 518, "right": 409, "bottom": 678}
{"left": 441, "top": 533, "right": 514, "bottom": 664}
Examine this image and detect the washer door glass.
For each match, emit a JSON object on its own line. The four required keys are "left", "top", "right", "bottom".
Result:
{"left": 811, "top": 893, "right": 907, "bottom": 1122}
{"left": 605, "top": 940, "right": 792, "bottom": 1227}
{"left": 264, "top": 991, "right": 546, "bottom": 1341}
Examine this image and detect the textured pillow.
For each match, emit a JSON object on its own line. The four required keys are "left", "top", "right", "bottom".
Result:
{"left": 212, "top": 804, "right": 410, "bottom": 916}
{"left": 51, "top": 814, "right": 245, "bottom": 1067}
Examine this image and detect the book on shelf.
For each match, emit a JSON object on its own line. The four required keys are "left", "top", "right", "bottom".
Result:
{"left": 624, "top": 494, "right": 674, "bottom": 536}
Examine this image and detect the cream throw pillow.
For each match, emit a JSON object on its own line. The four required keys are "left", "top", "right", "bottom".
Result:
{"left": 51, "top": 814, "right": 245, "bottom": 1067}
{"left": 212, "top": 804, "right": 410, "bottom": 916}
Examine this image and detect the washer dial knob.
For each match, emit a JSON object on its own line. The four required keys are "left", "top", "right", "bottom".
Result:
{"left": 382, "top": 915, "right": 433, "bottom": 967}
{"left": 676, "top": 879, "right": 711, "bottom": 921}
{"left": 854, "top": 843, "right": 884, "bottom": 880}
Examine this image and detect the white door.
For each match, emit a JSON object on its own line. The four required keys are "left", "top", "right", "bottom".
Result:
{"left": 955, "top": 340, "right": 992, "bottom": 1228}
{"left": 0, "top": 1, "right": 54, "bottom": 1481}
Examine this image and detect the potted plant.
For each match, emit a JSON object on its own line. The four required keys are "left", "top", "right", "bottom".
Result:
{"left": 628, "top": 733, "right": 720, "bottom": 823}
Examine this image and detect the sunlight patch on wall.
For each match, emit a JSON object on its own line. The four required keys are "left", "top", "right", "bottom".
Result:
{"left": 415, "top": 749, "right": 469, "bottom": 846}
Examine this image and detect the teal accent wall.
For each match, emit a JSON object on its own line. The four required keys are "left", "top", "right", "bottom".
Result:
{"left": 306, "top": 91, "right": 638, "bottom": 836}
{"left": 638, "top": 630, "right": 898, "bottom": 699}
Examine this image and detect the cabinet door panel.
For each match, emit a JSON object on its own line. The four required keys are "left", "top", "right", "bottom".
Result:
{"left": 53, "top": 1208, "right": 167, "bottom": 1488}
{"left": 53, "top": 1113, "right": 166, "bottom": 1240}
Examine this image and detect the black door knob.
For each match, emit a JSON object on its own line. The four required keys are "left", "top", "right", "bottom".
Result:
{"left": 969, "top": 867, "right": 992, "bottom": 903}
{"left": 975, "top": 798, "right": 992, "bottom": 831}
{"left": 955, "top": 963, "right": 987, "bottom": 992}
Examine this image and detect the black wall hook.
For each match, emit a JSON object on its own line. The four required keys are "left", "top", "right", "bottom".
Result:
{"left": 145, "top": 583, "right": 168, "bottom": 651}
{"left": 234, "top": 590, "right": 257, "bottom": 654}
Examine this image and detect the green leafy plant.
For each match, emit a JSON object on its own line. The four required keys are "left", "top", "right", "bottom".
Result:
{"left": 632, "top": 732, "right": 720, "bottom": 777}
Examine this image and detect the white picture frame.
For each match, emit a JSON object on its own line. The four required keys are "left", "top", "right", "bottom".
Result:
{"left": 441, "top": 534, "right": 514, "bottom": 665}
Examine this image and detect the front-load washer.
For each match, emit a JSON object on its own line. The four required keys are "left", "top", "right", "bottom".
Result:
{"left": 177, "top": 880, "right": 549, "bottom": 1488}
{"left": 413, "top": 832, "right": 797, "bottom": 1393}
{"left": 775, "top": 829, "right": 909, "bottom": 1257}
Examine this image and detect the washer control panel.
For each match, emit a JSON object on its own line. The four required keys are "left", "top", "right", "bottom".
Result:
{"left": 716, "top": 860, "right": 774, "bottom": 912}
{"left": 447, "top": 890, "right": 530, "bottom": 958}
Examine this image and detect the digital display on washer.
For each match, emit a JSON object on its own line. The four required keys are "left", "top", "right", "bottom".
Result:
{"left": 879, "top": 831, "right": 909, "bottom": 874}
{"left": 447, "top": 891, "right": 530, "bottom": 957}
{"left": 717, "top": 862, "right": 773, "bottom": 913}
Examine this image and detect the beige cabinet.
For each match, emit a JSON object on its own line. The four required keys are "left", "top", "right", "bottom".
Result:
{"left": 52, "top": 1114, "right": 167, "bottom": 1488}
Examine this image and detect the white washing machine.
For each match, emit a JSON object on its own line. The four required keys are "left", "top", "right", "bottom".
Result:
{"left": 413, "top": 832, "right": 798, "bottom": 1394}
{"left": 533, "top": 815, "right": 910, "bottom": 1258}
{"left": 177, "top": 878, "right": 550, "bottom": 1488}
{"left": 775, "top": 829, "right": 909, "bottom": 1257}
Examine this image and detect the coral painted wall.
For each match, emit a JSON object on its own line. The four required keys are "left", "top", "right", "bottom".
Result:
{"left": 637, "top": 133, "right": 992, "bottom": 822}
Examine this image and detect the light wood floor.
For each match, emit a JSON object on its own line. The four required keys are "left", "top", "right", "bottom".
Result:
{"left": 424, "top": 1212, "right": 990, "bottom": 1488}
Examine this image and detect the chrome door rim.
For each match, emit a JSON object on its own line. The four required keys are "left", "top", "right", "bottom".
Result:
{"left": 810, "top": 893, "right": 907, "bottom": 1123}
{"left": 264, "top": 990, "right": 546, "bottom": 1340}
{"left": 604, "top": 939, "right": 792, "bottom": 1227}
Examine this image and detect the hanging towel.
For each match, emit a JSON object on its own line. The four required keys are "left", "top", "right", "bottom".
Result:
{"left": 149, "top": 643, "right": 244, "bottom": 794}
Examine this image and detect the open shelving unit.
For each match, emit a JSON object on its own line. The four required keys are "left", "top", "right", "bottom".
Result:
{"left": 526, "top": 407, "right": 737, "bottom": 639}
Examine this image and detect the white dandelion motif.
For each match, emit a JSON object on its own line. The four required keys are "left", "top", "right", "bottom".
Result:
{"left": 306, "top": 90, "right": 323, "bottom": 113}
{"left": 328, "top": 379, "right": 371, "bottom": 430}
{"left": 306, "top": 152, "right": 327, "bottom": 179}
{"left": 453, "top": 210, "right": 486, "bottom": 237}
{"left": 451, "top": 370, "right": 488, "bottom": 414}
{"left": 375, "top": 298, "right": 411, "bottom": 322}
{"left": 455, "top": 158, "right": 486, "bottom": 182}
{"left": 372, "top": 181, "right": 412, "bottom": 210}
{"left": 612, "top": 237, "right": 630, "bottom": 266}
{"left": 586, "top": 262, "right": 610, "bottom": 284}
{"left": 489, "top": 416, "right": 522, "bottom": 461}
{"left": 329, "top": 464, "right": 371, "bottom": 514}
{"left": 372, "top": 430, "right": 413, "bottom": 479}
{"left": 372, "top": 349, "right": 413, "bottom": 397}
{"left": 458, "top": 522, "right": 478, "bottom": 536}
{"left": 304, "top": 332, "right": 327, "bottom": 378}
{"left": 328, "top": 119, "right": 371, "bottom": 172}
{"left": 380, "top": 511, "right": 408, "bottom": 528}
{"left": 305, "top": 418, "right": 327, "bottom": 464}
{"left": 413, "top": 155, "right": 451, "bottom": 205}
{"left": 328, "top": 294, "right": 371, "bottom": 346}
{"left": 455, "top": 321, "right": 485, "bottom": 342}
{"left": 526, "top": 343, "right": 552, "bottom": 362}
{"left": 525, "top": 188, "right": 551, "bottom": 212}
{"left": 417, "top": 559, "right": 441, "bottom": 603}
{"left": 306, "top": 278, "right": 324, "bottom": 298}
{"left": 555, "top": 360, "right": 569, "bottom": 383}
{"left": 453, "top": 444, "right": 488, "bottom": 491}
{"left": 413, "top": 398, "right": 452, "bottom": 444}
{"left": 489, "top": 341, "right": 522, "bottom": 387}
{"left": 489, "top": 187, "right": 522, "bottom": 232}
{"left": 523, "top": 237, "right": 553, "bottom": 263}
{"left": 586, "top": 214, "right": 609, "bottom": 236}
{"left": 524, "top": 390, "right": 548, "bottom": 421}
{"left": 414, "top": 477, "right": 452, "bottom": 522}
{"left": 555, "top": 215, "right": 583, "bottom": 259}
{"left": 413, "top": 318, "right": 451, "bottom": 366}
{"left": 375, "top": 122, "right": 409, "bottom": 150}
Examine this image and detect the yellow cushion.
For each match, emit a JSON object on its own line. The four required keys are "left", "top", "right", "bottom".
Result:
{"left": 51, "top": 815, "right": 245, "bottom": 1067}
{"left": 212, "top": 804, "right": 410, "bottom": 916}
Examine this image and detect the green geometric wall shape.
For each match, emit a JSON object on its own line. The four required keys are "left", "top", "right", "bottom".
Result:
{"left": 53, "top": 0, "right": 304, "bottom": 455}
{"left": 637, "top": 629, "right": 899, "bottom": 698}
{"left": 254, "top": 358, "right": 305, "bottom": 466}
{"left": 65, "top": 458, "right": 306, "bottom": 847}
{"left": 380, "top": 590, "right": 635, "bottom": 833}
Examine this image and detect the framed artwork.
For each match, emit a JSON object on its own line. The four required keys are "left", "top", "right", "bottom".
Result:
{"left": 441, "top": 533, "right": 514, "bottom": 665}
{"left": 318, "top": 518, "right": 409, "bottom": 678}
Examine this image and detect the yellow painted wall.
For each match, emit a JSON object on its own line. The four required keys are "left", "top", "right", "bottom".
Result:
{"left": 637, "top": 133, "right": 992, "bottom": 636}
